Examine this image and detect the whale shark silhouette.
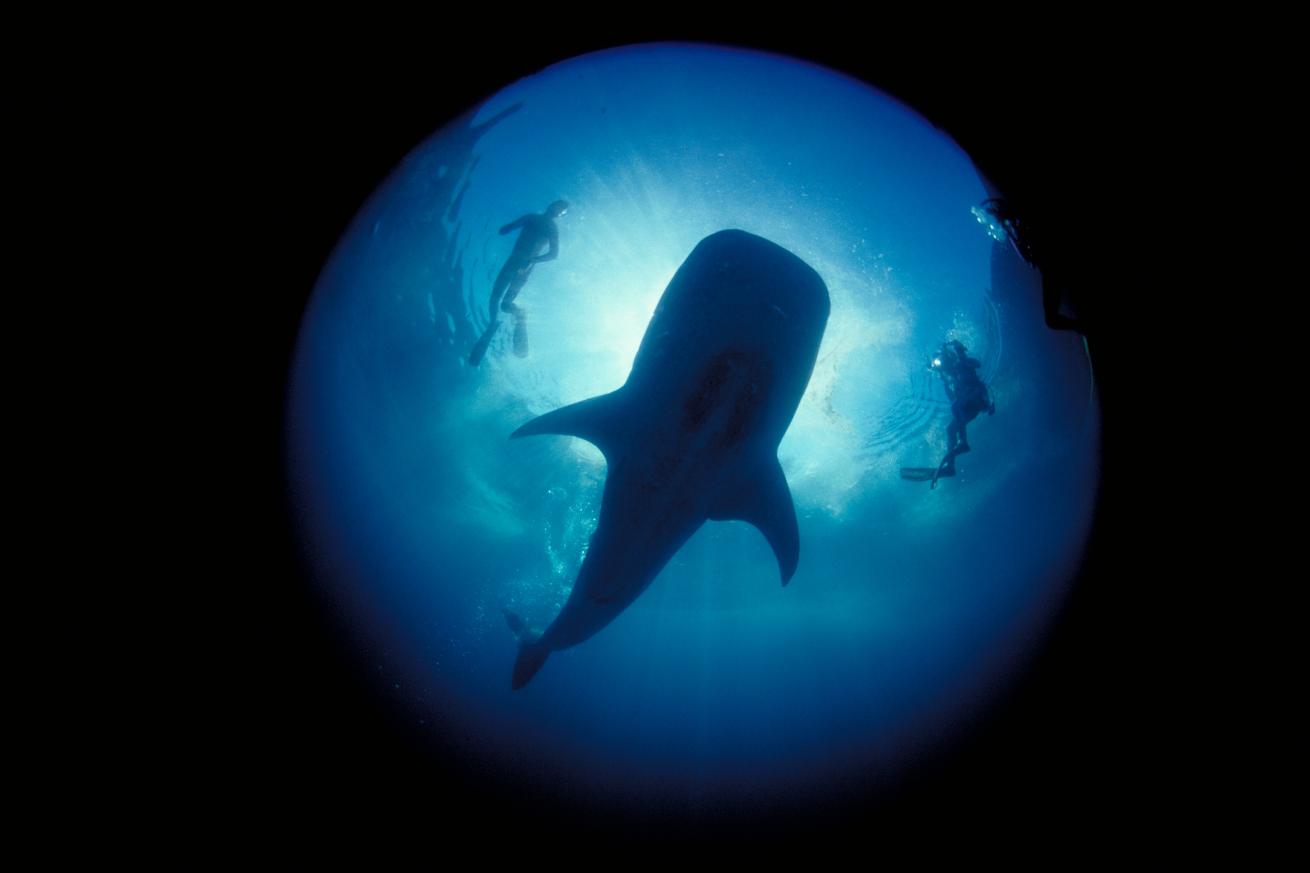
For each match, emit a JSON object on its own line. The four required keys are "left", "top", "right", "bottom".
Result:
{"left": 504, "top": 229, "right": 830, "bottom": 689}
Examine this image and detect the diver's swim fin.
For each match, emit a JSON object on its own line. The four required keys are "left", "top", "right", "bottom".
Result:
{"left": 469, "top": 320, "right": 500, "bottom": 367}
{"left": 901, "top": 463, "right": 957, "bottom": 486}
{"left": 513, "top": 309, "right": 528, "bottom": 358}
{"left": 930, "top": 459, "right": 956, "bottom": 489}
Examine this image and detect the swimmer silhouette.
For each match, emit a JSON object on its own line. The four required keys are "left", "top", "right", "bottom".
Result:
{"left": 469, "top": 200, "right": 568, "bottom": 366}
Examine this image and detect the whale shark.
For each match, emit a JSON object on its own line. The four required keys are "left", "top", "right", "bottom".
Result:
{"left": 504, "top": 229, "right": 830, "bottom": 689}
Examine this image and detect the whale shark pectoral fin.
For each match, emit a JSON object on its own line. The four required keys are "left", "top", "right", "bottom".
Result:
{"left": 711, "top": 455, "right": 800, "bottom": 586}
{"left": 510, "top": 390, "right": 627, "bottom": 458}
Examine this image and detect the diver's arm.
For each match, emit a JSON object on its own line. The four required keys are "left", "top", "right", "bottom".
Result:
{"left": 499, "top": 216, "right": 528, "bottom": 235}
{"left": 533, "top": 225, "right": 559, "bottom": 263}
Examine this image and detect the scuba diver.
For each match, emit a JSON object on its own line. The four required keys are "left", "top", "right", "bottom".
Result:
{"left": 901, "top": 340, "right": 995, "bottom": 488}
{"left": 469, "top": 199, "right": 569, "bottom": 366}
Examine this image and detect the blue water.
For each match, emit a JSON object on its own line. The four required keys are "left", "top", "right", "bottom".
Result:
{"left": 288, "top": 44, "right": 1098, "bottom": 810}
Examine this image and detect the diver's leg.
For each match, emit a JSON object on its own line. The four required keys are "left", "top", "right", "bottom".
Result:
{"left": 931, "top": 449, "right": 956, "bottom": 488}
{"left": 500, "top": 266, "right": 530, "bottom": 315}
{"left": 473, "top": 263, "right": 516, "bottom": 366}
{"left": 489, "top": 261, "right": 517, "bottom": 320}
{"left": 958, "top": 395, "right": 988, "bottom": 453}
{"left": 512, "top": 305, "right": 529, "bottom": 357}
{"left": 504, "top": 272, "right": 530, "bottom": 357}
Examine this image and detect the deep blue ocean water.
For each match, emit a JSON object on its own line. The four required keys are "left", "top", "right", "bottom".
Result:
{"left": 287, "top": 44, "right": 1098, "bottom": 809}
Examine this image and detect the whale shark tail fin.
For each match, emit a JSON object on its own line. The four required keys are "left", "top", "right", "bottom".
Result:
{"left": 510, "top": 390, "right": 627, "bottom": 459}
{"left": 504, "top": 610, "right": 550, "bottom": 690}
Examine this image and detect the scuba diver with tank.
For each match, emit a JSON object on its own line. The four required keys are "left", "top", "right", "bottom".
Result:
{"left": 901, "top": 339, "right": 995, "bottom": 488}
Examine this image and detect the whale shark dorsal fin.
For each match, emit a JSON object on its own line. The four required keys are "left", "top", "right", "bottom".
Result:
{"left": 510, "top": 390, "right": 627, "bottom": 458}
{"left": 710, "top": 455, "right": 800, "bottom": 586}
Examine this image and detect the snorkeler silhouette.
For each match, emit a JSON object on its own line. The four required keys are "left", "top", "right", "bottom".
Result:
{"left": 901, "top": 340, "right": 995, "bottom": 488}
{"left": 469, "top": 200, "right": 569, "bottom": 366}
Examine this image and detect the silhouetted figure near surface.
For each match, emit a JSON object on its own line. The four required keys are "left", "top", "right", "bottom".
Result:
{"left": 977, "top": 197, "right": 1085, "bottom": 336}
{"left": 900, "top": 340, "right": 995, "bottom": 488}
{"left": 469, "top": 200, "right": 569, "bottom": 366}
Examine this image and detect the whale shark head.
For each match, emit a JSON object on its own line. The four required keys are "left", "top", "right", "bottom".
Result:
{"left": 627, "top": 229, "right": 830, "bottom": 445}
